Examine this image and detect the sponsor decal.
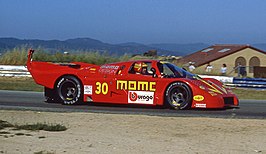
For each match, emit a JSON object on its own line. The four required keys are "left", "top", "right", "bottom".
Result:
{"left": 128, "top": 91, "right": 154, "bottom": 104}
{"left": 193, "top": 95, "right": 204, "bottom": 101}
{"left": 84, "top": 85, "right": 93, "bottom": 95}
{"left": 99, "top": 65, "right": 120, "bottom": 74}
{"left": 195, "top": 103, "right": 207, "bottom": 108}
{"left": 117, "top": 80, "right": 156, "bottom": 92}
{"left": 100, "top": 65, "right": 119, "bottom": 69}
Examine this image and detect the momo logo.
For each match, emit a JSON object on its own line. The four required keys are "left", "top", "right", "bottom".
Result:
{"left": 116, "top": 80, "right": 156, "bottom": 91}
{"left": 128, "top": 91, "right": 154, "bottom": 104}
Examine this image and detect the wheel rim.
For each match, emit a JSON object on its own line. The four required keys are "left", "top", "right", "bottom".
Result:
{"left": 59, "top": 80, "right": 78, "bottom": 101}
{"left": 169, "top": 86, "right": 189, "bottom": 108}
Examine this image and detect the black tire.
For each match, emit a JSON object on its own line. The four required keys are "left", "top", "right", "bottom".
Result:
{"left": 165, "top": 82, "right": 192, "bottom": 110}
{"left": 56, "top": 76, "right": 83, "bottom": 105}
{"left": 44, "top": 87, "right": 59, "bottom": 103}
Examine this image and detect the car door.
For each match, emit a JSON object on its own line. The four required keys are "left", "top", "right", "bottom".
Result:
{"left": 114, "top": 61, "right": 159, "bottom": 105}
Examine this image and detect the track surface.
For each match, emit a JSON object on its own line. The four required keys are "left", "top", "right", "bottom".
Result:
{"left": 0, "top": 90, "right": 265, "bottom": 119}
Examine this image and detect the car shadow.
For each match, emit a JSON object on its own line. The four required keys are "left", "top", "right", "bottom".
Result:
{"left": 45, "top": 100, "right": 239, "bottom": 111}
{"left": 85, "top": 102, "right": 165, "bottom": 110}
{"left": 191, "top": 106, "right": 239, "bottom": 111}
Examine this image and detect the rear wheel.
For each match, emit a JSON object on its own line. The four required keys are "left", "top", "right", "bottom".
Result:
{"left": 45, "top": 87, "right": 59, "bottom": 103}
{"left": 165, "top": 82, "right": 192, "bottom": 110}
{"left": 56, "top": 76, "right": 83, "bottom": 105}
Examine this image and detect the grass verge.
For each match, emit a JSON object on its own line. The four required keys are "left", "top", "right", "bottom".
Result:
{"left": 0, "top": 77, "right": 43, "bottom": 92}
{"left": 231, "top": 88, "right": 266, "bottom": 100}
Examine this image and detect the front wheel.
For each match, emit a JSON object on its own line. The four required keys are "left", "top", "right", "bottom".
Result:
{"left": 56, "top": 76, "right": 83, "bottom": 105}
{"left": 165, "top": 82, "right": 192, "bottom": 110}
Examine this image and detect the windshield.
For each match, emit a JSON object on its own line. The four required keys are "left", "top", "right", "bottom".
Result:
{"left": 157, "top": 62, "right": 196, "bottom": 79}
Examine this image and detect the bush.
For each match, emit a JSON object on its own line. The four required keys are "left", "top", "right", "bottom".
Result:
{"left": 0, "top": 47, "right": 131, "bottom": 65}
{"left": 0, "top": 119, "right": 67, "bottom": 132}
{"left": 0, "top": 120, "right": 14, "bottom": 130}
{"left": 16, "top": 123, "right": 67, "bottom": 131}
{"left": 0, "top": 47, "right": 28, "bottom": 65}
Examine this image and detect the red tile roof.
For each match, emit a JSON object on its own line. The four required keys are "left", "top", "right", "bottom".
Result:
{"left": 177, "top": 44, "right": 266, "bottom": 67}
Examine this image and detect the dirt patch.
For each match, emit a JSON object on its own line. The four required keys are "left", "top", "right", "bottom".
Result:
{"left": 0, "top": 110, "right": 265, "bottom": 154}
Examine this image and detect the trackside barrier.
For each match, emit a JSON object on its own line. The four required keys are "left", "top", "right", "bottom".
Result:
{"left": 199, "top": 75, "right": 266, "bottom": 90}
{"left": 228, "top": 78, "right": 266, "bottom": 89}
{"left": 0, "top": 65, "right": 31, "bottom": 77}
{"left": 199, "top": 75, "right": 234, "bottom": 83}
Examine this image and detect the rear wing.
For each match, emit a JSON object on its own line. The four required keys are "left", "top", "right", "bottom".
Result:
{"left": 26, "top": 49, "right": 97, "bottom": 70}
{"left": 27, "top": 49, "right": 34, "bottom": 64}
{"left": 26, "top": 49, "right": 35, "bottom": 71}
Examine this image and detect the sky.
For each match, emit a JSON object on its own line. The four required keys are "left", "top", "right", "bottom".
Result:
{"left": 0, "top": 0, "right": 266, "bottom": 44}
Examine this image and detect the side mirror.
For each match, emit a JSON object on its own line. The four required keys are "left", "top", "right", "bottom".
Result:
{"left": 150, "top": 67, "right": 157, "bottom": 78}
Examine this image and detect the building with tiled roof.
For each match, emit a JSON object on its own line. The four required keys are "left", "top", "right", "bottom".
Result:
{"left": 176, "top": 44, "right": 266, "bottom": 77}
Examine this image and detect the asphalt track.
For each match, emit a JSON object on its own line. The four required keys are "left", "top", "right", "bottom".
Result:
{"left": 0, "top": 90, "right": 265, "bottom": 119}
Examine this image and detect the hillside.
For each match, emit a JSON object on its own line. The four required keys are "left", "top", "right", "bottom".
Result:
{"left": 0, "top": 37, "right": 210, "bottom": 56}
{"left": 149, "top": 43, "right": 209, "bottom": 56}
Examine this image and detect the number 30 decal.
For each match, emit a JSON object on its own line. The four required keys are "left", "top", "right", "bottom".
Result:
{"left": 95, "top": 82, "right": 108, "bottom": 95}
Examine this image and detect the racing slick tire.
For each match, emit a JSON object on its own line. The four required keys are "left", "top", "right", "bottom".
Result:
{"left": 45, "top": 87, "right": 60, "bottom": 103}
{"left": 165, "top": 82, "right": 192, "bottom": 110}
{"left": 56, "top": 76, "right": 83, "bottom": 105}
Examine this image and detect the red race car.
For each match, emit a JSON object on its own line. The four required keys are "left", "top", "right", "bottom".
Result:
{"left": 27, "top": 49, "right": 239, "bottom": 110}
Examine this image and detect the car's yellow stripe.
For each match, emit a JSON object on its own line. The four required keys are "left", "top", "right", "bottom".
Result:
{"left": 196, "top": 77, "right": 223, "bottom": 94}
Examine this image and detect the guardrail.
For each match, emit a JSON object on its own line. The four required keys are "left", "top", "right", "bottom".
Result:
{"left": 200, "top": 75, "right": 266, "bottom": 90}
{"left": 227, "top": 78, "right": 266, "bottom": 89}
{"left": 0, "top": 65, "right": 31, "bottom": 77}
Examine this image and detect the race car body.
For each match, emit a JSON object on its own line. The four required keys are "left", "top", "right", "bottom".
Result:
{"left": 27, "top": 49, "right": 239, "bottom": 109}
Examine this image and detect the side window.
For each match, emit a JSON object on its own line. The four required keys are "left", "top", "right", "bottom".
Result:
{"left": 162, "top": 65, "right": 173, "bottom": 75}
{"left": 157, "top": 62, "right": 183, "bottom": 78}
{"left": 157, "top": 62, "right": 172, "bottom": 75}
{"left": 146, "top": 63, "right": 152, "bottom": 74}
